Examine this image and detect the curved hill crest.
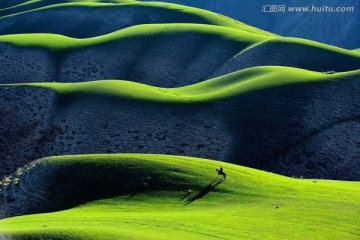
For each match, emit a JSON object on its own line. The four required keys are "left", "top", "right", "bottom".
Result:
{"left": 0, "top": 2, "right": 360, "bottom": 239}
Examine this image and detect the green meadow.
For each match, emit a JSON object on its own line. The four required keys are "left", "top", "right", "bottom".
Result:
{"left": 0, "top": 23, "right": 270, "bottom": 50}
{"left": 1, "top": 154, "right": 359, "bottom": 239}
{"left": 2, "top": 66, "right": 360, "bottom": 103}
{"left": 0, "top": 0, "right": 360, "bottom": 239}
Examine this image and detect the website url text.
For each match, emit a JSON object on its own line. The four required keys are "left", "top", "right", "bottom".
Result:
{"left": 261, "top": 5, "right": 354, "bottom": 13}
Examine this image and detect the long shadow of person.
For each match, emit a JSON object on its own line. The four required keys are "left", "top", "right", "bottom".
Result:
{"left": 184, "top": 178, "right": 224, "bottom": 205}
{"left": 181, "top": 189, "right": 193, "bottom": 200}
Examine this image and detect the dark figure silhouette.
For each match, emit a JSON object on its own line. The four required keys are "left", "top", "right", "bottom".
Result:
{"left": 216, "top": 166, "right": 226, "bottom": 179}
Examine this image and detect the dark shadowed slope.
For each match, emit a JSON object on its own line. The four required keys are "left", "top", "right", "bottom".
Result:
{"left": 1, "top": 2, "right": 359, "bottom": 239}
{"left": 1, "top": 1, "right": 360, "bottom": 182}
{"left": 0, "top": 24, "right": 268, "bottom": 86}
{"left": 0, "top": 26, "right": 359, "bottom": 86}
{"left": 1, "top": 67, "right": 360, "bottom": 180}
{"left": 0, "top": 1, "right": 275, "bottom": 36}
{"left": 0, "top": 0, "right": 136, "bottom": 14}
{"left": 211, "top": 37, "right": 360, "bottom": 78}
{"left": 141, "top": 0, "right": 360, "bottom": 49}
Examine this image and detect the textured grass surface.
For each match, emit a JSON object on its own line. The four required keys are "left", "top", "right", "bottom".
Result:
{"left": 0, "top": 23, "right": 269, "bottom": 50}
{"left": 0, "top": 154, "right": 359, "bottom": 239}
{"left": 274, "top": 37, "right": 360, "bottom": 58}
{"left": 210, "top": 36, "right": 360, "bottom": 78}
{"left": 0, "top": 1, "right": 275, "bottom": 37}
{"left": 1, "top": 1, "right": 360, "bottom": 239}
{"left": 5, "top": 66, "right": 360, "bottom": 102}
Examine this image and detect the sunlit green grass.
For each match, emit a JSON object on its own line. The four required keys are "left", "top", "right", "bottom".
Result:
{"left": 3, "top": 66, "right": 360, "bottom": 103}
{"left": 0, "top": 154, "right": 359, "bottom": 239}
{"left": 0, "top": 1, "right": 276, "bottom": 37}
{"left": 272, "top": 37, "right": 360, "bottom": 57}
{"left": 0, "top": 22, "right": 269, "bottom": 50}
{"left": 0, "top": 0, "right": 135, "bottom": 13}
{"left": 0, "top": 0, "right": 359, "bottom": 238}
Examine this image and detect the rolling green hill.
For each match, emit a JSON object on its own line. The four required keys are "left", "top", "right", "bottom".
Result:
{"left": 0, "top": 154, "right": 359, "bottom": 239}
{"left": 0, "top": 23, "right": 267, "bottom": 50}
{"left": 1, "top": 1, "right": 360, "bottom": 239}
{"left": 1, "top": 66, "right": 360, "bottom": 181}
{"left": 8, "top": 66, "right": 360, "bottom": 102}
{"left": 0, "top": 23, "right": 269, "bottom": 86}
{"left": 0, "top": 25, "right": 359, "bottom": 86}
{"left": 0, "top": 1, "right": 275, "bottom": 36}
{"left": 0, "top": 0, "right": 136, "bottom": 14}
{"left": 211, "top": 37, "right": 360, "bottom": 77}
{"left": 142, "top": 0, "right": 360, "bottom": 50}
{"left": 0, "top": 0, "right": 360, "bottom": 182}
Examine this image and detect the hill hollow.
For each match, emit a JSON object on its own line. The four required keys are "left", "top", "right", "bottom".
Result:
{"left": 1, "top": 67, "right": 360, "bottom": 180}
{"left": 0, "top": 26, "right": 359, "bottom": 87}
{"left": 1, "top": 2, "right": 360, "bottom": 239}
{"left": 0, "top": 1, "right": 360, "bottom": 185}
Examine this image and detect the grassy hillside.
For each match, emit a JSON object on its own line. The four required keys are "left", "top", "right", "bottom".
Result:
{"left": 0, "top": 6, "right": 359, "bottom": 180}
{"left": 0, "top": 0, "right": 135, "bottom": 13}
{"left": 0, "top": 1, "right": 275, "bottom": 37}
{"left": 7, "top": 66, "right": 360, "bottom": 102}
{"left": 0, "top": 1, "right": 360, "bottom": 239}
{"left": 211, "top": 37, "right": 360, "bottom": 77}
{"left": 0, "top": 23, "right": 267, "bottom": 50}
{"left": 0, "top": 24, "right": 269, "bottom": 86}
{"left": 1, "top": 26, "right": 359, "bottom": 86}
{"left": 1, "top": 66, "right": 360, "bottom": 181}
{"left": 0, "top": 154, "right": 359, "bottom": 239}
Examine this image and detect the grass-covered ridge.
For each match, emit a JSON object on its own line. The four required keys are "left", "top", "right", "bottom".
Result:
{"left": 247, "top": 37, "right": 360, "bottom": 60}
{"left": 0, "top": 153, "right": 359, "bottom": 239}
{"left": 0, "top": 22, "right": 272, "bottom": 86}
{"left": 1, "top": 27, "right": 359, "bottom": 84}
{"left": 0, "top": 23, "right": 268, "bottom": 50}
{"left": 0, "top": 0, "right": 359, "bottom": 238}
{"left": 0, "top": 1, "right": 275, "bottom": 37}
{"left": 0, "top": 0, "right": 135, "bottom": 15}
{"left": 5, "top": 66, "right": 360, "bottom": 102}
